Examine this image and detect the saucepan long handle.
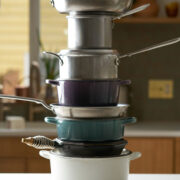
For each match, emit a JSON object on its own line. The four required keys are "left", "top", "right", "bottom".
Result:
{"left": 0, "top": 94, "right": 53, "bottom": 112}
{"left": 113, "top": 4, "right": 150, "bottom": 20}
{"left": 118, "top": 37, "right": 180, "bottom": 61}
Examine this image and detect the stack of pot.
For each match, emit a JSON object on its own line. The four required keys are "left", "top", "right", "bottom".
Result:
{"left": 39, "top": 1, "right": 142, "bottom": 180}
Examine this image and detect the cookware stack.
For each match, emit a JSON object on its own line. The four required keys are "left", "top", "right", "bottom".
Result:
{"left": 36, "top": 1, "right": 141, "bottom": 180}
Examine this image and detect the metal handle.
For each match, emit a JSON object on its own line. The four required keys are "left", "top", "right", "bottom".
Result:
{"left": 117, "top": 37, "right": 180, "bottom": 62}
{"left": 121, "top": 117, "right": 137, "bottom": 125}
{"left": 46, "top": 79, "right": 60, "bottom": 86}
{"left": 114, "top": 4, "right": 150, "bottom": 20}
{"left": 45, "top": 117, "right": 58, "bottom": 125}
{"left": 129, "top": 152, "right": 142, "bottom": 161}
{"left": 0, "top": 94, "right": 53, "bottom": 112}
{"left": 43, "top": 51, "right": 63, "bottom": 65}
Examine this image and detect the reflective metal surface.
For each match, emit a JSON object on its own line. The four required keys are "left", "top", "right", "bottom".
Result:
{"left": 51, "top": 0, "right": 133, "bottom": 13}
{"left": 51, "top": 103, "right": 129, "bottom": 118}
{"left": 47, "top": 49, "right": 119, "bottom": 80}
{"left": 67, "top": 14, "right": 112, "bottom": 49}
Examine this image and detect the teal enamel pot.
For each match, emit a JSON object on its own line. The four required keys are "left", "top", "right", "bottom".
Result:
{"left": 44, "top": 117, "right": 136, "bottom": 142}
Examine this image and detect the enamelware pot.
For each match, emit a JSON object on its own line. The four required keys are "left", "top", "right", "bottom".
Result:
{"left": 46, "top": 79, "right": 131, "bottom": 106}
{"left": 39, "top": 149, "right": 141, "bottom": 180}
{"left": 45, "top": 117, "right": 136, "bottom": 142}
{"left": 53, "top": 139, "right": 128, "bottom": 157}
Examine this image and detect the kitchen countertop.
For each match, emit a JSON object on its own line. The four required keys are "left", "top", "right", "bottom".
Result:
{"left": 0, "top": 120, "right": 180, "bottom": 137}
{"left": 0, "top": 174, "right": 180, "bottom": 180}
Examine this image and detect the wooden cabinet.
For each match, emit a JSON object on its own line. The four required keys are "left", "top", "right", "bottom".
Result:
{"left": 175, "top": 138, "right": 180, "bottom": 173}
{"left": 0, "top": 137, "right": 51, "bottom": 173}
{"left": 126, "top": 138, "right": 174, "bottom": 174}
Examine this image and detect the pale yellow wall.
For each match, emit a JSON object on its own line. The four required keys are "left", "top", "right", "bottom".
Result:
{"left": 0, "top": 1, "right": 67, "bottom": 80}
{"left": 40, "top": 1, "right": 67, "bottom": 52}
{"left": 0, "top": 0, "right": 29, "bottom": 78}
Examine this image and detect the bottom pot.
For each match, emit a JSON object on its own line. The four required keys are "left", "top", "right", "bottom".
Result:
{"left": 39, "top": 149, "right": 141, "bottom": 180}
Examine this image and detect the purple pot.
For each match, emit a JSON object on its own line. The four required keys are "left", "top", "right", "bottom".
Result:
{"left": 46, "top": 79, "right": 131, "bottom": 106}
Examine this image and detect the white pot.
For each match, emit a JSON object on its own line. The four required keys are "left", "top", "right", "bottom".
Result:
{"left": 39, "top": 150, "right": 141, "bottom": 180}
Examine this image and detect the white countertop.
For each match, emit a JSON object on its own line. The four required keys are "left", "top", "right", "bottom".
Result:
{"left": 0, "top": 121, "right": 180, "bottom": 137}
{"left": 0, "top": 174, "right": 180, "bottom": 180}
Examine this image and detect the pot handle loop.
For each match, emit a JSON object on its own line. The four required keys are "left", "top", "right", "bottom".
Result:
{"left": 43, "top": 51, "right": 64, "bottom": 65}
{"left": 39, "top": 150, "right": 50, "bottom": 160}
{"left": 121, "top": 117, "right": 137, "bottom": 125}
{"left": 129, "top": 152, "right": 142, "bottom": 161}
{"left": 45, "top": 117, "right": 58, "bottom": 125}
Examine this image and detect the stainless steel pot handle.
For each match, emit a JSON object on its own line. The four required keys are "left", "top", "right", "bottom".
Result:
{"left": 117, "top": 37, "right": 180, "bottom": 63}
{"left": 114, "top": 4, "right": 150, "bottom": 20}
{"left": 0, "top": 94, "right": 53, "bottom": 112}
{"left": 43, "top": 51, "right": 64, "bottom": 65}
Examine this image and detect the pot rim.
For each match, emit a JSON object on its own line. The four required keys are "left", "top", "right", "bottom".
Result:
{"left": 46, "top": 79, "right": 131, "bottom": 83}
{"left": 50, "top": 103, "right": 129, "bottom": 109}
{"left": 49, "top": 148, "right": 132, "bottom": 159}
{"left": 44, "top": 116, "right": 136, "bottom": 123}
{"left": 59, "top": 49, "right": 119, "bottom": 57}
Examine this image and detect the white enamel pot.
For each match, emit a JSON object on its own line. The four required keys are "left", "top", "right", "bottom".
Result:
{"left": 39, "top": 150, "right": 141, "bottom": 180}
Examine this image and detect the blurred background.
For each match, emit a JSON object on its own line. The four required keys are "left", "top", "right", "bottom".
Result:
{"left": 0, "top": 0, "right": 180, "bottom": 174}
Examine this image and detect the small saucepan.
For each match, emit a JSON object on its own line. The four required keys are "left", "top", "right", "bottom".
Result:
{"left": 46, "top": 79, "right": 131, "bottom": 106}
{"left": 44, "top": 116, "right": 136, "bottom": 142}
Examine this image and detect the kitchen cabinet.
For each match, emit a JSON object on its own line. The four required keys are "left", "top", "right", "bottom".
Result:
{"left": 126, "top": 138, "right": 174, "bottom": 173}
{"left": 175, "top": 138, "right": 180, "bottom": 173}
{"left": 0, "top": 136, "right": 178, "bottom": 173}
{"left": 0, "top": 137, "right": 51, "bottom": 173}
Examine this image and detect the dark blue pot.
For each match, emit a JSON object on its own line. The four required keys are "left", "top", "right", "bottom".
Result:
{"left": 45, "top": 117, "right": 136, "bottom": 142}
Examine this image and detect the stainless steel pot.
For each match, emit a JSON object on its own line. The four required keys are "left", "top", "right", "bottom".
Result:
{"left": 50, "top": 0, "right": 133, "bottom": 13}
{"left": 67, "top": 5, "right": 149, "bottom": 49}
{"left": 67, "top": 14, "right": 112, "bottom": 49}
{"left": 46, "top": 49, "right": 119, "bottom": 80}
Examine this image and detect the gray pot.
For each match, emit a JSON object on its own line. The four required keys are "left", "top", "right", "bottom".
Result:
{"left": 67, "top": 14, "right": 113, "bottom": 49}
{"left": 45, "top": 49, "right": 119, "bottom": 80}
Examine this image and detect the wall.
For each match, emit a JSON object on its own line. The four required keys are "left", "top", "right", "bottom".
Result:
{"left": 0, "top": 0, "right": 29, "bottom": 78}
{"left": 40, "top": 1, "right": 67, "bottom": 51}
{"left": 113, "top": 23, "right": 180, "bottom": 122}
